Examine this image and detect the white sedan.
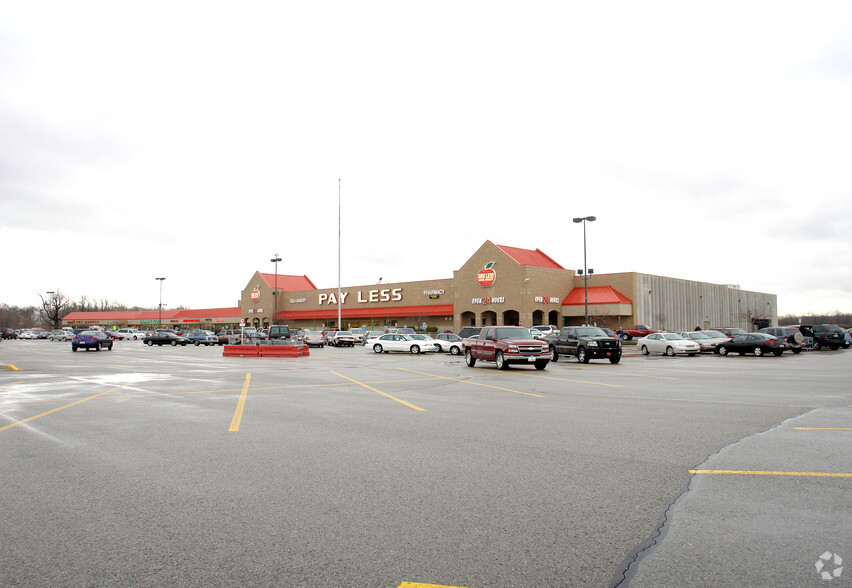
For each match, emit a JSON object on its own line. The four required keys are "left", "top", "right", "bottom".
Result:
{"left": 432, "top": 332, "right": 464, "bottom": 355}
{"left": 368, "top": 334, "right": 436, "bottom": 354}
{"left": 637, "top": 332, "right": 701, "bottom": 356}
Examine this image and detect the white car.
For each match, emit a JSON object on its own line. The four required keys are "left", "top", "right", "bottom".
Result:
{"left": 533, "top": 325, "right": 559, "bottom": 337}
{"left": 117, "top": 328, "right": 147, "bottom": 340}
{"left": 368, "top": 334, "right": 436, "bottom": 354}
{"left": 363, "top": 331, "right": 385, "bottom": 345}
{"left": 48, "top": 330, "right": 71, "bottom": 341}
{"left": 18, "top": 330, "right": 38, "bottom": 339}
{"left": 433, "top": 332, "right": 464, "bottom": 355}
{"left": 637, "top": 332, "right": 701, "bottom": 356}
{"left": 678, "top": 331, "right": 729, "bottom": 352}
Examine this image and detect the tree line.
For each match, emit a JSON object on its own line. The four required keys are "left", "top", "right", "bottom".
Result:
{"left": 1, "top": 292, "right": 186, "bottom": 330}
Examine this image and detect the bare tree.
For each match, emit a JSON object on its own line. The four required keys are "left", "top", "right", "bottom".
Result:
{"left": 38, "top": 291, "right": 71, "bottom": 330}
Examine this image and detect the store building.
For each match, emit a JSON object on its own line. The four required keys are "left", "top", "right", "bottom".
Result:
{"left": 62, "top": 241, "right": 777, "bottom": 333}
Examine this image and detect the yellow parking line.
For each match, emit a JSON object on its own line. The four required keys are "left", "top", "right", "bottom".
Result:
{"left": 689, "top": 469, "right": 852, "bottom": 477}
{"left": 526, "top": 373, "right": 623, "bottom": 388}
{"left": 6, "top": 365, "right": 21, "bottom": 371}
{"left": 794, "top": 427, "right": 852, "bottom": 431}
{"left": 0, "top": 383, "right": 132, "bottom": 432}
{"left": 0, "top": 380, "right": 25, "bottom": 387}
{"left": 332, "top": 371, "right": 425, "bottom": 411}
{"left": 400, "top": 368, "right": 543, "bottom": 397}
{"left": 228, "top": 373, "right": 252, "bottom": 431}
{"left": 399, "top": 583, "right": 472, "bottom": 588}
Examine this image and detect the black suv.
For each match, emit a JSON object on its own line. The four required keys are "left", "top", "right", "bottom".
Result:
{"left": 759, "top": 326, "right": 805, "bottom": 354}
{"left": 267, "top": 324, "right": 291, "bottom": 340}
{"left": 802, "top": 324, "right": 849, "bottom": 350}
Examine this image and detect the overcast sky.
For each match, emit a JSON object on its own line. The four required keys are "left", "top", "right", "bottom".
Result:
{"left": 2, "top": 1, "right": 851, "bottom": 316}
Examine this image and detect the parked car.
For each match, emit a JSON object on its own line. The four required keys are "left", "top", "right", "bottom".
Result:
{"left": 714, "top": 327, "right": 747, "bottom": 338}
{"left": 303, "top": 330, "right": 325, "bottom": 348}
{"left": 327, "top": 331, "right": 356, "bottom": 347}
{"left": 409, "top": 334, "right": 439, "bottom": 351}
{"left": 48, "top": 330, "right": 71, "bottom": 341}
{"left": 18, "top": 330, "right": 38, "bottom": 340}
{"left": 369, "top": 334, "right": 435, "bottom": 354}
{"left": 143, "top": 332, "right": 191, "bottom": 346}
{"left": 802, "top": 324, "right": 850, "bottom": 350}
{"left": 758, "top": 326, "right": 805, "bottom": 354}
{"left": 433, "top": 332, "right": 464, "bottom": 355}
{"left": 105, "top": 331, "right": 125, "bottom": 340}
{"left": 117, "top": 328, "right": 147, "bottom": 340}
{"left": 36, "top": 330, "right": 51, "bottom": 339}
{"left": 637, "top": 332, "right": 701, "bottom": 356}
{"left": 185, "top": 330, "right": 219, "bottom": 346}
{"left": 0, "top": 327, "right": 17, "bottom": 339}
{"left": 72, "top": 330, "right": 114, "bottom": 351}
{"left": 267, "top": 324, "right": 292, "bottom": 340}
{"left": 457, "top": 327, "right": 483, "bottom": 340}
{"left": 678, "top": 331, "right": 729, "bottom": 352}
{"left": 715, "top": 333, "right": 789, "bottom": 356}
{"left": 532, "top": 325, "right": 560, "bottom": 337}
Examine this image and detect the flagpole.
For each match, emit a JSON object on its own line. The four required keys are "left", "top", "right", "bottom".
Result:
{"left": 337, "top": 178, "right": 342, "bottom": 329}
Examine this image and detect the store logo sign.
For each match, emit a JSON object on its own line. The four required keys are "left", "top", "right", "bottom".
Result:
{"left": 250, "top": 286, "right": 260, "bottom": 302}
{"left": 477, "top": 262, "right": 496, "bottom": 287}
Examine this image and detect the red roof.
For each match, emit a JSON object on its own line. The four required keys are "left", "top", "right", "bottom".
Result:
{"left": 258, "top": 273, "right": 317, "bottom": 291}
{"left": 562, "top": 286, "right": 632, "bottom": 306}
{"left": 494, "top": 244, "right": 564, "bottom": 269}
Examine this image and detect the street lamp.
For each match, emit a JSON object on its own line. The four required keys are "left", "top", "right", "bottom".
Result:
{"left": 156, "top": 277, "right": 166, "bottom": 329}
{"left": 270, "top": 254, "right": 282, "bottom": 326}
{"left": 572, "top": 216, "right": 596, "bottom": 325}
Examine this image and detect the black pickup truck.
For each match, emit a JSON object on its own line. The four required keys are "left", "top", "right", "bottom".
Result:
{"left": 546, "top": 326, "right": 622, "bottom": 364}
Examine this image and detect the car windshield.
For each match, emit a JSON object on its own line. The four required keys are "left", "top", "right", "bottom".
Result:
{"left": 79, "top": 331, "right": 97, "bottom": 336}
{"left": 495, "top": 327, "right": 532, "bottom": 339}
{"left": 577, "top": 327, "right": 606, "bottom": 337}
{"left": 689, "top": 333, "right": 711, "bottom": 339}
{"left": 663, "top": 333, "right": 686, "bottom": 340}
{"left": 337, "top": 331, "right": 352, "bottom": 336}
{"left": 703, "top": 331, "right": 725, "bottom": 338}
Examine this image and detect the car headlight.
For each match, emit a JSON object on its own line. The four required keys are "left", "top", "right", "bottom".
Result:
{"left": 507, "top": 345, "right": 519, "bottom": 352}
{"left": 588, "top": 341, "right": 598, "bottom": 347}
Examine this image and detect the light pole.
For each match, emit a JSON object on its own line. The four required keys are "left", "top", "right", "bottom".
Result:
{"left": 156, "top": 277, "right": 165, "bottom": 329}
{"left": 572, "top": 216, "right": 596, "bottom": 325}
{"left": 270, "top": 254, "right": 282, "bottom": 326}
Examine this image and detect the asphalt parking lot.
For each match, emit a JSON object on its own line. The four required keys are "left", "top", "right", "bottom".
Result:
{"left": 1, "top": 341, "right": 850, "bottom": 587}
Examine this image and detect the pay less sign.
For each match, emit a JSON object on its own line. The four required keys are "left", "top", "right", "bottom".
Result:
{"left": 317, "top": 288, "right": 403, "bottom": 305}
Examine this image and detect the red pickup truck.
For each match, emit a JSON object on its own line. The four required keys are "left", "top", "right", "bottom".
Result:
{"left": 619, "top": 325, "right": 660, "bottom": 340}
{"left": 464, "top": 326, "right": 550, "bottom": 370}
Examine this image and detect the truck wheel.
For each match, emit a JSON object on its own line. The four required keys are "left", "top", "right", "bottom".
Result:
{"left": 609, "top": 356, "right": 620, "bottom": 364}
{"left": 465, "top": 349, "right": 477, "bottom": 367}
{"left": 549, "top": 346, "right": 559, "bottom": 362}
{"left": 623, "top": 334, "right": 632, "bottom": 340}
{"left": 577, "top": 347, "right": 590, "bottom": 364}
{"left": 534, "top": 360, "right": 548, "bottom": 370}
{"left": 495, "top": 351, "right": 508, "bottom": 370}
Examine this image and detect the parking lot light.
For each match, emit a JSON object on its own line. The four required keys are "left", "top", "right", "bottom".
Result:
{"left": 573, "top": 216, "right": 596, "bottom": 324}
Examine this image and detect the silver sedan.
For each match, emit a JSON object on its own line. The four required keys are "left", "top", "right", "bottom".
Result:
{"left": 637, "top": 332, "right": 701, "bottom": 356}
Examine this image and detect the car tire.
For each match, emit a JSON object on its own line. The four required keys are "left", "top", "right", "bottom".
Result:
{"left": 450, "top": 346, "right": 461, "bottom": 355}
{"left": 534, "top": 360, "right": 548, "bottom": 370}
{"left": 773, "top": 350, "right": 783, "bottom": 356}
{"left": 171, "top": 340, "right": 177, "bottom": 346}
{"left": 719, "top": 346, "right": 728, "bottom": 355}
{"left": 495, "top": 351, "right": 508, "bottom": 370}
{"left": 609, "top": 356, "right": 621, "bottom": 364}
{"left": 146, "top": 340, "right": 153, "bottom": 346}
{"left": 410, "top": 345, "right": 421, "bottom": 354}
{"left": 465, "top": 348, "right": 477, "bottom": 367}
{"left": 641, "top": 345, "right": 650, "bottom": 355}
{"left": 194, "top": 341, "right": 200, "bottom": 346}
{"left": 791, "top": 348, "right": 802, "bottom": 354}
{"left": 72, "top": 346, "right": 77, "bottom": 352}
{"left": 373, "top": 344, "right": 383, "bottom": 353}
{"left": 813, "top": 340, "right": 822, "bottom": 351}
{"left": 434, "top": 344, "right": 443, "bottom": 352}
{"left": 754, "top": 347, "right": 764, "bottom": 357}
{"left": 688, "top": 353, "right": 697, "bottom": 357}
{"left": 577, "top": 347, "right": 590, "bottom": 364}
{"left": 665, "top": 346, "right": 675, "bottom": 357}
{"left": 549, "top": 346, "right": 559, "bottom": 362}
